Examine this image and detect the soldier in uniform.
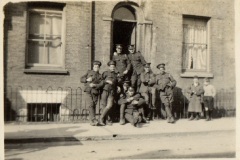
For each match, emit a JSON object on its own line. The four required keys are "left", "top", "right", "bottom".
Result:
{"left": 99, "top": 60, "right": 121, "bottom": 126}
{"left": 112, "top": 44, "right": 131, "bottom": 82}
{"left": 118, "top": 87, "right": 146, "bottom": 127}
{"left": 154, "top": 63, "right": 176, "bottom": 123}
{"left": 127, "top": 45, "right": 147, "bottom": 92}
{"left": 139, "top": 63, "right": 157, "bottom": 120}
{"left": 80, "top": 61, "right": 103, "bottom": 126}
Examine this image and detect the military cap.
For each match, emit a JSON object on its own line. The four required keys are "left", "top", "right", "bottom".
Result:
{"left": 107, "top": 60, "right": 116, "bottom": 66}
{"left": 128, "top": 45, "right": 135, "bottom": 50}
{"left": 128, "top": 86, "right": 135, "bottom": 92}
{"left": 156, "top": 63, "right": 165, "bottom": 69}
{"left": 144, "top": 63, "right": 151, "bottom": 68}
{"left": 115, "top": 44, "right": 122, "bottom": 48}
{"left": 93, "top": 60, "right": 101, "bottom": 67}
{"left": 204, "top": 77, "right": 210, "bottom": 82}
{"left": 193, "top": 75, "right": 199, "bottom": 79}
{"left": 123, "top": 80, "right": 130, "bottom": 86}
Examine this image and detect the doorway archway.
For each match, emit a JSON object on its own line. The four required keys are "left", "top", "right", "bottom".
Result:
{"left": 111, "top": 5, "right": 137, "bottom": 56}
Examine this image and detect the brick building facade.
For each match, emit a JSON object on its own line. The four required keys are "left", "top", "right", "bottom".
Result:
{"left": 3, "top": 0, "right": 235, "bottom": 122}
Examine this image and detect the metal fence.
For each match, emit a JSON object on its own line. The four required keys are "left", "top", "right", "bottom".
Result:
{"left": 4, "top": 86, "right": 236, "bottom": 123}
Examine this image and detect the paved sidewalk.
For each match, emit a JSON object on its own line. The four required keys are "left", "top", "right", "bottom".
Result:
{"left": 4, "top": 118, "right": 235, "bottom": 143}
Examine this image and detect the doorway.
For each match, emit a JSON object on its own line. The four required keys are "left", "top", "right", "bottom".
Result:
{"left": 112, "top": 21, "right": 136, "bottom": 54}
{"left": 111, "top": 5, "right": 137, "bottom": 57}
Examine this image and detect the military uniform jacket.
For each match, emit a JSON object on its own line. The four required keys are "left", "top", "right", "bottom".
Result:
{"left": 139, "top": 71, "right": 156, "bottom": 93}
{"left": 154, "top": 72, "right": 176, "bottom": 95}
{"left": 80, "top": 70, "right": 103, "bottom": 95}
{"left": 128, "top": 51, "right": 146, "bottom": 75}
{"left": 112, "top": 53, "right": 131, "bottom": 75}
{"left": 118, "top": 93, "right": 145, "bottom": 114}
{"left": 102, "top": 70, "right": 119, "bottom": 92}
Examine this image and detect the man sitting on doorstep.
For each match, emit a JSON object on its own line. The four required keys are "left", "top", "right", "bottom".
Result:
{"left": 203, "top": 77, "right": 216, "bottom": 121}
{"left": 187, "top": 75, "right": 204, "bottom": 120}
{"left": 118, "top": 87, "right": 146, "bottom": 127}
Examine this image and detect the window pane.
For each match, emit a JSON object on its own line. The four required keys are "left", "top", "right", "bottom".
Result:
{"left": 28, "top": 41, "right": 45, "bottom": 64}
{"left": 183, "top": 17, "right": 207, "bottom": 70}
{"left": 29, "top": 11, "right": 45, "bottom": 39}
{"left": 45, "top": 12, "right": 62, "bottom": 39}
{"left": 46, "top": 38, "right": 62, "bottom": 65}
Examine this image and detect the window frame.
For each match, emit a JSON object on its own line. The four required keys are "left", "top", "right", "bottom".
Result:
{"left": 181, "top": 15, "right": 213, "bottom": 78}
{"left": 25, "top": 4, "right": 66, "bottom": 72}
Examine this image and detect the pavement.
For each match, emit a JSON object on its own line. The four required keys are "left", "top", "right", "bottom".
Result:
{"left": 4, "top": 117, "right": 236, "bottom": 143}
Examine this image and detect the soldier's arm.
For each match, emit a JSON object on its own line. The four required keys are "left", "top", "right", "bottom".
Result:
{"left": 149, "top": 73, "right": 156, "bottom": 85}
{"left": 94, "top": 74, "right": 104, "bottom": 89}
{"left": 80, "top": 71, "right": 89, "bottom": 83}
{"left": 138, "top": 51, "right": 146, "bottom": 64}
{"left": 212, "top": 85, "right": 216, "bottom": 97}
{"left": 140, "top": 73, "right": 146, "bottom": 83}
{"left": 126, "top": 55, "right": 131, "bottom": 71}
{"left": 118, "top": 97, "right": 128, "bottom": 105}
{"left": 168, "top": 74, "right": 177, "bottom": 88}
{"left": 137, "top": 97, "right": 146, "bottom": 106}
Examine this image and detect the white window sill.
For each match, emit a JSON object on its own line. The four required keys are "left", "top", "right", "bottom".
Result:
{"left": 24, "top": 68, "right": 68, "bottom": 74}
{"left": 180, "top": 72, "right": 213, "bottom": 78}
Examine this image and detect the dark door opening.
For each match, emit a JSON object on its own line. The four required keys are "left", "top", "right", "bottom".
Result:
{"left": 112, "top": 21, "right": 136, "bottom": 56}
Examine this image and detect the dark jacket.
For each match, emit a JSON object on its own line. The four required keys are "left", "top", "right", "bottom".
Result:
{"left": 128, "top": 51, "right": 146, "bottom": 75}
{"left": 112, "top": 53, "right": 131, "bottom": 76}
{"left": 80, "top": 70, "right": 103, "bottom": 95}
{"left": 101, "top": 70, "right": 120, "bottom": 92}
{"left": 139, "top": 71, "right": 156, "bottom": 93}
{"left": 154, "top": 72, "right": 176, "bottom": 95}
{"left": 118, "top": 93, "right": 146, "bottom": 114}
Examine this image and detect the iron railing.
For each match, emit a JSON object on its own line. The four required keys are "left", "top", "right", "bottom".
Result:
{"left": 4, "top": 86, "right": 236, "bottom": 122}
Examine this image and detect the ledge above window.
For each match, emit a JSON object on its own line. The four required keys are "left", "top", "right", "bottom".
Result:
{"left": 24, "top": 67, "right": 68, "bottom": 75}
{"left": 180, "top": 71, "right": 213, "bottom": 78}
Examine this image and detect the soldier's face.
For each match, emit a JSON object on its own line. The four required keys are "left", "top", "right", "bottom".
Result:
{"left": 109, "top": 65, "right": 116, "bottom": 72}
{"left": 116, "top": 47, "right": 122, "bottom": 54}
{"left": 159, "top": 68, "right": 165, "bottom": 74}
{"left": 204, "top": 81, "right": 209, "bottom": 86}
{"left": 128, "top": 90, "right": 135, "bottom": 96}
{"left": 193, "top": 78, "right": 199, "bottom": 83}
{"left": 128, "top": 48, "right": 135, "bottom": 54}
{"left": 144, "top": 67, "right": 150, "bottom": 73}
{"left": 93, "top": 65, "right": 100, "bottom": 72}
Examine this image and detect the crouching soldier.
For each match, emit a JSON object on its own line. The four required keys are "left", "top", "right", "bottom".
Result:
{"left": 154, "top": 63, "right": 176, "bottom": 123}
{"left": 99, "top": 60, "right": 121, "bottom": 126}
{"left": 81, "top": 61, "right": 103, "bottom": 126}
{"left": 139, "top": 63, "right": 156, "bottom": 120}
{"left": 118, "top": 87, "right": 146, "bottom": 127}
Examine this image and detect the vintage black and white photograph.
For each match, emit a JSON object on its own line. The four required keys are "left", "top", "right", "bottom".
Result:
{"left": 1, "top": 0, "right": 239, "bottom": 159}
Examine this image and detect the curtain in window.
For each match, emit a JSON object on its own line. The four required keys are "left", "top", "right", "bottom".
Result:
{"left": 183, "top": 18, "right": 207, "bottom": 70}
{"left": 28, "top": 10, "right": 62, "bottom": 66}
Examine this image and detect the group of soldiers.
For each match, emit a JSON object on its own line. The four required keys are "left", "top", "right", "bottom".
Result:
{"left": 81, "top": 44, "right": 176, "bottom": 127}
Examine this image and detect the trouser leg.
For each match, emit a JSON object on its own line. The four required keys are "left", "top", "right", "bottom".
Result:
{"left": 125, "top": 113, "right": 134, "bottom": 125}
{"left": 120, "top": 104, "right": 126, "bottom": 125}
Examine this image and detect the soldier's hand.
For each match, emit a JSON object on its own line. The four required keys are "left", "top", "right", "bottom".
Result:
{"left": 127, "top": 97, "right": 134, "bottom": 102}
{"left": 89, "top": 83, "right": 96, "bottom": 87}
{"left": 106, "top": 80, "right": 113, "bottom": 84}
{"left": 123, "top": 70, "right": 128, "bottom": 75}
{"left": 132, "top": 100, "right": 139, "bottom": 105}
{"left": 87, "top": 77, "right": 93, "bottom": 82}
{"left": 117, "top": 86, "right": 121, "bottom": 93}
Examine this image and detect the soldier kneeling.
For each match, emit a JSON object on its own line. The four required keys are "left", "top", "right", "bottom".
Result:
{"left": 118, "top": 87, "right": 145, "bottom": 127}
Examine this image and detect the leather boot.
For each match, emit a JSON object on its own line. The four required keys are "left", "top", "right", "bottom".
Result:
{"left": 205, "top": 111, "right": 210, "bottom": 121}
{"left": 168, "top": 116, "right": 175, "bottom": 123}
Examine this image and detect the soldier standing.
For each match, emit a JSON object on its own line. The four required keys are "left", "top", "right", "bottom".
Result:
{"left": 80, "top": 61, "right": 103, "bottom": 126}
{"left": 112, "top": 44, "right": 131, "bottom": 82}
{"left": 127, "top": 45, "right": 146, "bottom": 91}
{"left": 99, "top": 60, "right": 121, "bottom": 126}
{"left": 139, "top": 63, "right": 157, "bottom": 120}
{"left": 154, "top": 63, "right": 176, "bottom": 123}
{"left": 118, "top": 87, "right": 146, "bottom": 127}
